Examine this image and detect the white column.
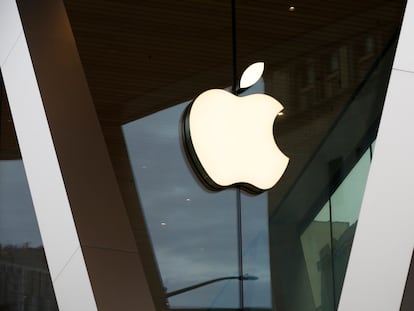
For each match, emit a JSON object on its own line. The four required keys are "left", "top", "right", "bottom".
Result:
{"left": 0, "top": 1, "right": 96, "bottom": 311}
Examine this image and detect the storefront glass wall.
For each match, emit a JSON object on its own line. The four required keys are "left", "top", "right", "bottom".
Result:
{"left": 0, "top": 0, "right": 405, "bottom": 310}
{"left": 65, "top": 0, "right": 405, "bottom": 309}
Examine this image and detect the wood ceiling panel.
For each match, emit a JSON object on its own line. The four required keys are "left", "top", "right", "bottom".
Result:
{"left": 63, "top": 0, "right": 233, "bottom": 125}
{"left": 63, "top": 0, "right": 404, "bottom": 126}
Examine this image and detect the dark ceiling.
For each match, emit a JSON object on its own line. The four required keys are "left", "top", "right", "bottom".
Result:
{"left": 61, "top": 0, "right": 404, "bottom": 125}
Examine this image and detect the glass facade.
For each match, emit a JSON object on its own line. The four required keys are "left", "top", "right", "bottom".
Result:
{"left": 0, "top": 79, "right": 58, "bottom": 310}
{"left": 64, "top": 0, "right": 405, "bottom": 309}
{"left": 300, "top": 144, "right": 375, "bottom": 311}
{"left": 269, "top": 35, "right": 398, "bottom": 310}
{"left": 122, "top": 81, "right": 273, "bottom": 309}
{"left": 123, "top": 103, "right": 240, "bottom": 308}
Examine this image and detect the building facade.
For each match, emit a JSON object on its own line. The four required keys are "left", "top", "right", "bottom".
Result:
{"left": 0, "top": 0, "right": 413, "bottom": 310}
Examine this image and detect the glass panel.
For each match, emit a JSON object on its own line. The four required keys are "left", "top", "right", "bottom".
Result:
{"left": 331, "top": 149, "right": 371, "bottom": 305}
{"left": 0, "top": 79, "right": 58, "bottom": 310}
{"left": 301, "top": 202, "right": 334, "bottom": 311}
{"left": 241, "top": 192, "right": 271, "bottom": 309}
{"left": 256, "top": 2, "right": 404, "bottom": 309}
{"left": 331, "top": 150, "right": 370, "bottom": 226}
{"left": 122, "top": 102, "right": 239, "bottom": 309}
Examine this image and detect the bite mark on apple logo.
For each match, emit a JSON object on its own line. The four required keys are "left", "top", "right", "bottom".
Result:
{"left": 182, "top": 62, "right": 289, "bottom": 193}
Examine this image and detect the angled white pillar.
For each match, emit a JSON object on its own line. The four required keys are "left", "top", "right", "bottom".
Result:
{"left": 339, "top": 0, "right": 414, "bottom": 310}
{"left": 0, "top": 1, "right": 156, "bottom": 310}
{"left": 0, "top": 1, "right": 96, "bottom": 310}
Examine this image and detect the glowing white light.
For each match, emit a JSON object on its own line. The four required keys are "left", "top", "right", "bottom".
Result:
{"left": 240, "top": 62, "right": 265, "bottom": 89}
{"left": 188, "top": 89, "right": 289, "bottom": 191}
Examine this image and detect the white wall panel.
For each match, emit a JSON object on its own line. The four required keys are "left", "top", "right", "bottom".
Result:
{"left": 53, "top": 248, "right": 98, "bottom": 311}
{"left": 2, "top": 32, "right": 81, "bottom": 284}
{"left": 0, "top": 0, "right": 22, "bottom": 65}
{"left": 394, "top": 0, "right": 414, "bottom": 72}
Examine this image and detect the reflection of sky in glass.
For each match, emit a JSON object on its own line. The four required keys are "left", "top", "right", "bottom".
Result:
{"left": 301, "top": 201, "right": 331, "bottom": 309}
{"left": 0, "top": 160, "right": 43, "bottom": 247}
{"left": 331, "top": 149, "right": 371, "bottom": 225}
{"left": 123, "top": 102, "right": 239, "bottom": 308}
{"left": 241, "top": 192, "right": 272, "bottom": 308}
{"left": 301, "top": 147, "right": 373, "bottom": 310}
{"left": 314, "top": 148, "right": 372, "bottom": 225}
{"left": 122, "top": 80, "right": 271, "bottom": 308}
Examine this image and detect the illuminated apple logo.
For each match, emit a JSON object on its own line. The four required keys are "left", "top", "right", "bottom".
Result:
{"left": 182, "top": 62, "right": 289, "bottom": 193}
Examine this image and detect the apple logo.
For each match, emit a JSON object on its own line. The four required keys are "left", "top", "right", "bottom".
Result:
{"left": 182, "top": 62, "right": 289, "bottom": 193}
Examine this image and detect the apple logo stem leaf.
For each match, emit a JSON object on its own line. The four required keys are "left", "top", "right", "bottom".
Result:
{"left": 239, "top": 62, "right": 264, "bottom": 89}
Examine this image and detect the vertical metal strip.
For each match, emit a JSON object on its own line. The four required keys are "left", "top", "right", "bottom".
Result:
{"left": 236, "top": 188, "right": 244, "bottom": 310}
{"left": 328, "top": 197, "right": 337, "bottom": 308}
{"left": 231, "top": 1, "right": 244, "bottom": 309}
{"left": 232, "top": 0, "right": 238, "bottom": 93}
